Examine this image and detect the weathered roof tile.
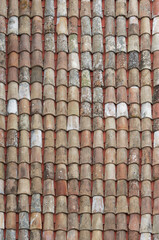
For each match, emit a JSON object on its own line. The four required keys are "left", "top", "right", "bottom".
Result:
{"left": 140, "top": 0, "right": 151, "bottom": 18}
{"left": 128, "top": 0, "right": 138, "bottom": 17}
{"left": 93, "top": 0, "right": 102, "bottom": 18}
{"left": 128, "top": 35, "right": 139, "bottom": 52}
{"left": 81, "top": 16, "right": 91, "bottom": 36}
{"left": 68, "top": 0, "right": 78, "bottom": 18}
{"left": 105, "top": 36, "right": 115, "bottom": 52}
{"left": 128, "top": 17, "right": 139, "bottom": 36}
{"left": 57, "top": 34, "right": 67, "bottom": 53}
{"left": 104, "top": 0, "right": 115, "bottom": 17}
{"left": 117, "top": 16, "right": 127, "bottom": 37}
{"left": 8, "top": 17, "right": 18, "bottom": 35}
{"left": 93, "top": 17, "right": 102, "bottom": 35}
{"left": 69, "top": 34, "right": 78, "bottom": 53}
{"left": 57, "top": 0, "right": 67, "bottom": 17}
{"left": 20, "top": 0, "right": 30, "bottom": 17}
{"left": 80, "top": 0, "right": 91, "bottom": 18}
{"left": 117, "top": 36, "right": 126, "bottom": 53}
{"left": 44, "top": 0, "right": 54, "bottom": 17}
{"left": 31, "top": 0, "right": 43, "bottom": 18}
{"left": 116, "top": 0, "right": 127, "bottom": 17}
{"left": 0, "top": 0, "right": 7, "bottom": 18}
{"left": 153, "top": 17, "right": 159, "bottom": 35}
{"left": 19, "top": 16, "right": 30, "bottom": 35}
{"left": 68, "top": 53, "right": 80, "bottom": 70}
{"left": 56, "top": 17, "right": 68, "bottom": 35}
{"left": 81, "top": 36, "right": 92, "bottom": 53}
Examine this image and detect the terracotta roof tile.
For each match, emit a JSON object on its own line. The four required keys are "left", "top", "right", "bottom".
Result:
{"left": 129, "top": 17, "right": 139, "bottom": 36}
{"left": 57, "top": 35, "right": 67, "bottom": 54}
{"left": 80, "top": 0, "right": 91, "bottom": 18}
{"left": 68, "top": 52, "right": 79, "bottom": 70}
{"left": 93, "top": 17, "right": 102, "bottom": 36}
{"left": 32, "top": 16, "right": 42, "bottom": 34}
{"left": 153, "top": 215, "right": 159, "bottom": 234}
{"left": 128, "top": 0, "right": 138, "bottom": 17}
{"left": 0, "top": 0, "right": 158, "bottom": 238}
{"left": 116, "top": 0, "right": 127, "bottom": 17}
{"left": 0, "top": 34, "right": 6, "bottom": 53}
{"left": 19, "top": 35, "right": 30, "bottom": 52}
{"left": 0, "top": 17, "right": 6, "bottom": 35}
{"left": 141, "top": 17, "right": 150, "bottom": 35}
{"left": 19, "top": 16, "right": 30, "bottom": 35}
{"left": 19, "top": 0, "right": 30, "bottom": 16}
{"left": 104, "top": 213, "right": 115, "bottom": 230}
{"left": 44, "top": 0, "right": 54, "bottom": 17}
{"left": 8, "top": 0, "right": 18, "bottom": 17}
{"left": 152, "top": 0, "right": 159, "bottom": 18}
{"left": 8, "top": 16, "right": 18, "bottom": 35}
{"left": 68, "top": 0, "right": 78, "bottom": 18}
{"left": 68, "top": 17, "right": 78, "bottom": 35}
{"left": 0, "top": 0, "right": 7, "bottom": 18}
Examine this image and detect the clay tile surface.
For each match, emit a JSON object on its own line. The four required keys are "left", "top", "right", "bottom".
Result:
{"left": 8, "top": 16, "right": 18, "bottom": 35}
{"left": 0, "top": 0, "right": 7, "bottom": 18}
{"left": 140, "top": 0, "right": 151, "bottom": 17}
{"left": 45, "top": 0, "right": 54, "bottom": 17}
{"left": 1, "top": 0, "right": 158, "bottom": 238}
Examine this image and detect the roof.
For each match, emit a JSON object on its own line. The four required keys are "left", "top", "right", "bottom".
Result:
{"left": 0, "top": 0, "right": 158, "bottom": 239}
